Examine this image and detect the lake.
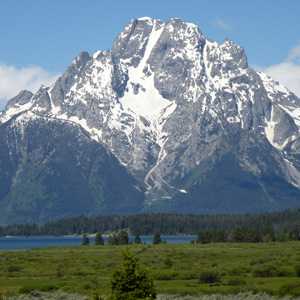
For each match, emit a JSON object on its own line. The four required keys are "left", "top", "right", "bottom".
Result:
{"left": 0, "top": 235, "right": 197, "bottom": 251}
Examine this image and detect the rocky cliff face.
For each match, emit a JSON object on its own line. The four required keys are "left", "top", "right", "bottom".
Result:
{"left": 1, "top": 17, "right": 300, "bottom": 223}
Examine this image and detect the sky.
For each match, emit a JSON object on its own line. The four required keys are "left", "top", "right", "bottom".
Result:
{"left": 0, "top": 0, "right": 300, "bottom": 110}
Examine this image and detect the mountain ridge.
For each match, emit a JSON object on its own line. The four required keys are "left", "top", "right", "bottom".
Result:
{"left": 1, "top": 17, "right": 300, "bottom": 224}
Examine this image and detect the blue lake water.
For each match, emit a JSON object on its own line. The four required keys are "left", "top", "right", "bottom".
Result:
{"left": 0, "top": 235, "right": 197, "bottom": 251}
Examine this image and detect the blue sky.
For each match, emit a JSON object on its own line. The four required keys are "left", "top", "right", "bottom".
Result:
{"left": 0, "top": 0, "right": 300, "bottom": 109}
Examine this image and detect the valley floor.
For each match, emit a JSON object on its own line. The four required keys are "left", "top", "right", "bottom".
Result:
{"left": 0, "top": 242, "right": 300, "bottom": 298}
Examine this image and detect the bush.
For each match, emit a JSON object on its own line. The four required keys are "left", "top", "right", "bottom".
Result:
{"left": 295, "top": 264, "right": 300, "bottom": 277}
{"left": 7, "top": 264, "right": 23, "bottom": 272}
{"left": 227, "top": 278, "right": 246, "bottom": 286}
{"left": 252, "top": 264, "right": 285, "bottom": 277}
{"left": 277, "top": 284, "right": 300, "bottom": 298}
{"left": 163, "top": 257, "right": 173, "bottom": 268}
{"left": 19, "top": 285, "right": 59, "bottom": 294}
{"left": 227, "top": 266, "right": 247, "bottom": 276}
{"left": 250, "top": 255, "right": 274, "bottom": 266}
{"left": 197, "top": 269, "right": 221, "bottom": 284}
{"left": 154, "top": 271, "right": 179, "bottom": 280}
{"left": 19, "top": 286, "right": 36, "bottom": 294}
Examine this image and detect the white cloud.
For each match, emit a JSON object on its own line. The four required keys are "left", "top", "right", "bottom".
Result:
{"left": 212, "top": 17, "right": 233, "bottom": 30}
{"left": 253, "top": 44, "right": 300, "bottom": 98}
{"left": 0, "top": 62, "right": 61, "bottom": 110}
{"left": 288, "top": 44, "right": 300, "bottom": 63}
{"left": 264, "top": 62, "right": 300, "bottom": 98}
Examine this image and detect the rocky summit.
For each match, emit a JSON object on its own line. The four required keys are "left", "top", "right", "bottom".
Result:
{"left": 1, "top": 17, "right": 300, "bottom": 224}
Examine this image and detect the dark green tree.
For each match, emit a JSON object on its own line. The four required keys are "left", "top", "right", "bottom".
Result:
{"left": 118, "top": 230, "right": 129, "bottom": 245}
{"left": 197, "top": 230, "right": 212, "bottom": 244}
{"left": 216, "top": 228, "right": 228, "bottom": 242}
{"left": 134, "top": 232, "right": 142, "bottom": 244}
{"left": 231, "top": 226, "right": 245, "bottom": 242}
{"left": 289, "top": 228, "right": 300, "bottom": 241}
{"left": 153, "top": 233, "right": 162, "bottom": 245}
{"left": 108, "top": 247, "right": 156, "bottom": 300}
{"left": 245, "top": 228, "right": 255, "bottom": 243}
{"left": 197, "top": 230, "right": 205, "bottom": 244}
{"left": 94, "top": 232, "right": 104, "bottom": 245}
{"left": 82, "top": 233, "right": 89, "bottom": 245}
{"left": 108, "top": 234, "right": 119, "bottom": 245}
{"left": 261, "top": 228, "right": 276, "bottom": 242}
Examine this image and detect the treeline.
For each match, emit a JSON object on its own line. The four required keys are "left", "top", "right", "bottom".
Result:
{"left": 196, "top": 227, "right": 300, "bottom": 244}
{"left": 1, "top": 209, "right": 300, "bottom": 237}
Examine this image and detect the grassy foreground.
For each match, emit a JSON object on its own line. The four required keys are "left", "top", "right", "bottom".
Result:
{"left": 0, "top": 242, "right": 300, "bottom": 298}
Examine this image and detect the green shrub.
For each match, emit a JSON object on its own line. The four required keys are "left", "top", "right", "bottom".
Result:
{"left": 197, "top": 269, "right": 221, "bottom": 284}
{"left": 40, "top": 285, "right": 59, "bottom": 292}
{"left": 154, "top": 271, "right": 179, "bottom": 280}
{"left": 250, "top": 255, "right": 274, "bottom": 266}
{"left": 295, "top": 264, "right": 300, "bottom": 277}
{"left": 227, "top": 266, "right": 247, "bottom": 276}
{"left": 227, "top": 278, "right": 246, "bottom": 286}
{"left": 7, "top": 264, "right": 23, "bottom": 273}
{"left": 252, "top": 264, "right": 285, "bottom": 277}
{"left": 277, "top": 284, "right": 300, "bottom": 298}
{"left": 19, "top": 284, "right": 59, "bottom": 294}
{"left": 163, "top": 257, "right": 173, "bottom": 268}
{"left": 19, "top": 286, "right": 36, "bottom": 294}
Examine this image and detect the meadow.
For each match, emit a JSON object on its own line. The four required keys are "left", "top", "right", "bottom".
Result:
{"left": 0, "top": 242, "right": 300, "bottom": 299}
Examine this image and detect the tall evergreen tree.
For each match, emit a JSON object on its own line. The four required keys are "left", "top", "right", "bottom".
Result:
{"left": 108, "top": 248, "right": 156, "bottom": 300}
{"left": 134, "top": 232, "right": 142, "bottom": 244}
{"left": 82, "top": 233, "right": 89, "bottom": 245}
{"left": 94, "top": 232, "right": 104, "bottom": 245}
{"left": 231, "top": 226, "right": 245, "bottom": 242}
{"left": 153, "top": 233, "right": 162, "bottom": 245}
{"left": 117, "top": 230, "right": 129, "bottom": 245}
{"left": 216, "top": 228, "right": 228, "bottom": 242}
{"left": 245, "top": 228, "right": 255, "bottom": 243}
{"left": 108, "top": 234, "right": 119, "bottom": 245}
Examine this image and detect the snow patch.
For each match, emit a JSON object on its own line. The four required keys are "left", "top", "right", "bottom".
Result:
{"left": 120, "top": 20, "right": 176, "bottom": 119}
{"left": 284, "top": 158, "right": 300, "bottom": 188}
{"left": 264, "top": 105, "right": 277, "bottom": 146}
{"left": 0, "top": 98, "right": 34, "bottom": 124}
{"left": 278, "top": 104, "right": 300, "bottom": 128}
{"left": 138, "top": 16, "right": 153, "bottom": 21}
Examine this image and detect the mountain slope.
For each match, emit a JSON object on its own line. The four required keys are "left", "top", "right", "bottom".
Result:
{"left": 1, "top": 17, "right": 300, "bottom": 223}
{"left": 0, "top": 111, "right": 145, "bottom": 224}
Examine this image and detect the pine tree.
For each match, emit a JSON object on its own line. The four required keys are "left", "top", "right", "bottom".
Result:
{"left": 117, "top": 230, "right": 129, "bottom": 245}
{"left": 245, "top": 228, "right": 255, "bottom": 242}
{"left": 134, "top": 232, "right": 142, "bottom": 244}
{"left": 108, "top": 247, "right": 156, "bottom": 300}
{"left": 82, "top": 233, "right": 89, "bottom": 245}
{"left": 94, "top": 232, "right": 104, "bottom": 245}
{"left": 108, "top": 234, "right": 119, "bottom": 245}
{"left": 153, "top": 233, "right": 161, "bottom": 245}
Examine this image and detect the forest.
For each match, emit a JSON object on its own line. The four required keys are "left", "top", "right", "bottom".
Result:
{"left": 1, "top": 208, "right": 300, "bottom": 237}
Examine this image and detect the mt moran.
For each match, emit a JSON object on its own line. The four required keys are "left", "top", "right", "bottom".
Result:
{"left": 1, "top": 17, "right": 300, "bottom": 224}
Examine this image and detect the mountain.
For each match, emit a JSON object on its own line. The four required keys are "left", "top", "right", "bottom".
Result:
{"left": 1, "top": 17, "right": 300, "bottom": 224}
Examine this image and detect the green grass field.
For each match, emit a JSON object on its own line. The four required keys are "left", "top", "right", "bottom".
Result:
{"left": 1, "top": 242, "right": 300, "bottom": 298}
